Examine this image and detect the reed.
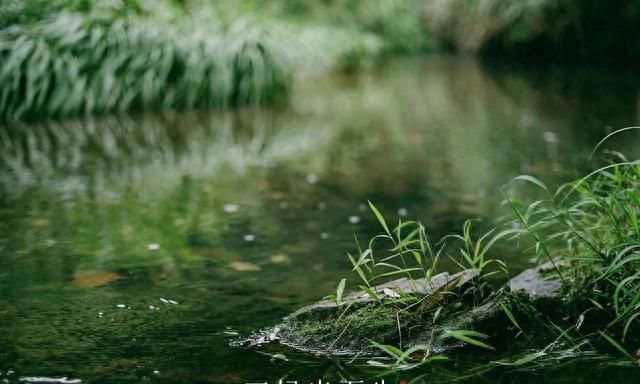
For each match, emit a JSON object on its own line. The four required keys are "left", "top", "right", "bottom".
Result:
{"left": 0, "top": 9, "right": 290, "bottom": 120}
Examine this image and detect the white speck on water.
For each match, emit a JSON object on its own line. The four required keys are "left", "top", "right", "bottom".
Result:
{"left": 19, "top": 377, "right": 81, "bottom": 383}
{"left": 348, "top": 215, "right": 361, "bottom": 224}
{"left": 317, "top": 202, "right": 326, "bottom": 210}
{"left": 243, "top": 234, "right": 256, "bottom": 242}
{"left": 306, "top": 174, "right": 319, "bottom": 184}
{"left": 397, "top": 208, "right": 408, "bottom": 217}
{"left": 44, "top": 239, "right": 56, "bottom": 247}
{"left": 98, "top": 312, "right": 103, "bottom": 318}
{"left": 153, "top": 371, "right": 160, "bottom": 375}
{"left": 358, "top": 204, "right": 367, "bottom": 211}
{"left": 168, "top": 299, "right": 178, "bottom": 305}
{"left": 147, "top": 243, "right": 160, "bottom": 251}
{"left": 116, "top": 304, "right": 125, "bottom": 308}
{"left": 320, "top": 232, "right": 329, "bottom": 240}
{"left": 543, "top": 131, "right": 559, "bottom": 143}
{"left": 148, "top": 305, "right": 155, "bottom": 310}
{"left": 7, "top": 371, "right": 14, "bottom": 376}
{"left": 279, "top": 201, "right": 289, "bottom": 209}
{"left": 223, "top": 331, "right": 239, "bottom": 336}
{"left": 223, "top": 204, "right": 239, "bottom": 213}
{"left": 160, "top": 298, "right": 169, "bottom": 304}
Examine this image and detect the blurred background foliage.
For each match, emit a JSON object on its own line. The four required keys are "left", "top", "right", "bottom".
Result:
{"left": 1, "top": 0, "right": 639, "bottom": 120}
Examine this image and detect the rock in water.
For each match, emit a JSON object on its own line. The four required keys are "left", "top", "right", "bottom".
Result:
{"left": 236, "top": 263, "right": 566, "bottom": 356}
{"left": 236, "top": 270, "right": 479, "bottom": 355}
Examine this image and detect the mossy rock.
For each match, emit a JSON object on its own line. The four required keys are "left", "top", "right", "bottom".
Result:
{"left": 237, "top": 263, "right": 567, "bottom": 356}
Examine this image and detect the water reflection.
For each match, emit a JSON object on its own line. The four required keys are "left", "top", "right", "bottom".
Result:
{"left": 1, "top": 57, "right": 639, "bottom": 383}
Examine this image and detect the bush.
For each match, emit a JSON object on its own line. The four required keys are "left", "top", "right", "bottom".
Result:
{"left": 0, "top": 9, "right": 290, "bottom": 120}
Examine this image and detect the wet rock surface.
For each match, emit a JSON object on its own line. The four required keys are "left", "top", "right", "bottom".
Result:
{"left": 237, "top": 262, "right": 565, "bottom": 356}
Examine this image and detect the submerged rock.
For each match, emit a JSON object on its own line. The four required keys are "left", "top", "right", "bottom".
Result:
{"left": 236, "top": 262, "right": 565, "bottom": 356}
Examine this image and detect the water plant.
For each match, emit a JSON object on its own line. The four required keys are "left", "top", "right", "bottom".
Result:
{"left": 327, "top": 128, "right": 640, "bottom": 368}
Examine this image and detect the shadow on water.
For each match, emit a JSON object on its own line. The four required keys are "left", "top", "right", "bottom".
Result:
{"left": 0, "top": 57, "right": 639, "bottom": 383}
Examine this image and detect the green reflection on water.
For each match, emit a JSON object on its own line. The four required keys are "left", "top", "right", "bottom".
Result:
{"left": 1, "top": 57, "right": 639, "bottom": 383}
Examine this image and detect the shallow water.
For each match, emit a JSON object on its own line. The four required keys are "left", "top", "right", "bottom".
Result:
{"left": 1, "top": 57, "right": 639, "bottom": 383}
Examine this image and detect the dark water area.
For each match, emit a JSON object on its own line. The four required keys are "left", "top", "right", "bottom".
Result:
{"left": 0, "top": 57, "right": 639, "bottom": 383}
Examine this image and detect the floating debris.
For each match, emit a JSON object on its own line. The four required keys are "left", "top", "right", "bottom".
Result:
{"left": 159, "top": 298, "right": 178, "bottom": 305}
{"left": 543, "top": 131, "right": 559, "bottom": 143}
{"left": 152, "top": 371, "right": 160, "bottom": 375}
{"left": 223, "top": 330, "right": 239, "bottom": 336}
{"left": 44, "top": 239, "right": 56, "bottom": 247}
{"left": 270, "top": 254, "right": 290, "bottom": 264}
{"left": 229, "top": 261, "right": 261, "bottom": 272}
{"left": 348, "top": 215, "right": 361, "bottom": 224}
{"left": 306, "top": 174, "right": 319, "bottom": 184}
{"left": 73, "top": 271, "right": 122, "bottom": 288}
{"left": 116, "top": 304, "right": 125, "bottom": 309}
{"left": 19, "top": 377, "right": 81, "bottom": 383}
{"left": 98, "top": 312, "right": 103, "bottom": 318}
{"left": 397, "top": 208, "right": 408, "bottom": 217}
{"left": 148, "top": 305, "right": 156, "bottom": 310}
{"left": 243, "top": 234, "right": 256, "bottom": 242}
{"left": 147, "top": 243, "right": 160, "bottom": 251}
{"left": 223, "top": 204, "right": 239, "bottom": 213}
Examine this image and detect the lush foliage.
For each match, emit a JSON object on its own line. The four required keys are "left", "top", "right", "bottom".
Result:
{"left": 424, "top": 0, "right": 640, "bottom": 63}
{"left": 338, "top": 129, "right": 640, "bottom": 367}
{"left": 507, "top": 146, "right": 640, "bottom": 343}
{"left": 0, "top": 3, "right": 290, "bottom": 120}
{"left": 0, "top": 0, "right": 434, "bottom": 120}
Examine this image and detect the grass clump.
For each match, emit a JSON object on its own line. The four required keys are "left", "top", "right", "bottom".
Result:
{"left": 504, "top": 137, "right": 640, "bottom": 348}
{"left": 0, "top": 8, "right": 289, "bottom": 120}
{"left": 0, "top": 0, "right": 433, "bottom": 121}
{"left": 324, "top": 129, "right": 640, "bottom": 367}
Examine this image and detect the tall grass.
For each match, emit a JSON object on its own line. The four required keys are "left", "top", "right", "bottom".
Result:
{"left": 0, "top": 9, "right": 289, "bottom": 120}
{"left": 338, "top": 129, "right": 640, "bottom": 365}
{"left": 258, "top": 0, "right": 433, "bottom": 53}
{"left": 505, "top": 141, "right": 640, "bottom": 343}
{"left": 0, "top": 0, "right": 434, "bottom": 121}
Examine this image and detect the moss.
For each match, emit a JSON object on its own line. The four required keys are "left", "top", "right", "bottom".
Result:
{"left": 278, "top": 302, "right": 421, "bottom": 354}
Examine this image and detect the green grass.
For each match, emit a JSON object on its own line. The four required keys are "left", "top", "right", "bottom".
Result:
{"left": 0, "top": 8, "right": 290, "bottom": 120}
{"left": 504, "top": 131, "right": 640, "bottom": 347}
{"left": 0, "top": 0, "right": 433, "bottom": 121}
{"left": 337, "top": 128, "right": 640, "bottom": 367}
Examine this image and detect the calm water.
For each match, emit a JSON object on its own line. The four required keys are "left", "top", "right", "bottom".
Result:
{"left": 1, "top": 57, "right": 640, "bottom": 383}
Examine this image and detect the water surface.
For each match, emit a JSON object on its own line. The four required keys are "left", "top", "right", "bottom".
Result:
{"left": 1, "top": 57, "right": 639, "bottom": 383}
